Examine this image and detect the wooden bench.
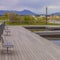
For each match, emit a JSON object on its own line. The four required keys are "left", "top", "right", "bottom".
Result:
{"left": 2, "top": 41, "right": 14, "bottom": 53}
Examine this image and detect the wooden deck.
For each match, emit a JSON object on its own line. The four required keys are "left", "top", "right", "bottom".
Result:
{"left": 0, "top": 26, "right": 60, "bottom": 60}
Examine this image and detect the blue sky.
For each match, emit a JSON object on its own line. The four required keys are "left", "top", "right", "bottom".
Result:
{"left": 0, "top": 0, "right": 60, "bottom": 14}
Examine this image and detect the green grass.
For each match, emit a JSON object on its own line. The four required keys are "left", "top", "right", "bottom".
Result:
{"left": 6, "top": 21, "right": 60, "bottom": 26}
{"left": 47, "top": 23, "right": 60, "bottom": 25}
{"left": 29, "top": 29, "right": 46, "bottom": 32}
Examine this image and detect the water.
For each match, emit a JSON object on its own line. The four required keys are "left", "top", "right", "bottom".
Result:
{"left": 52, "top": 40, "right": 60, "bottom": 46}
{"left": 43, "top": 37, "right": 60, "bottom": 46}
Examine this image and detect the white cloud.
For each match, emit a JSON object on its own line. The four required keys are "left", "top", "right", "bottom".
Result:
{"left": 0, "top": 0, "right": 60, "bottom": 14}
{"left": 47, "top": 5, "right": 60, "bottom": 14}
{"left": 48, "top": 5, "right": 60, "bottom": 9}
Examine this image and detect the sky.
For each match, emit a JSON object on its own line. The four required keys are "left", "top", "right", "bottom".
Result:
{"left": 0, "top": 0, "right": 60, "bottom": 14}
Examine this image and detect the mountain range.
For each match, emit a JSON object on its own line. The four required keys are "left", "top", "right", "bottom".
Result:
{"left": 0, "top": 10, "right": 38, "bottom": 16}
{"left": 0, "top": 10, "right": 60, "bottom": 16}
{"left": 51, "top": 12, "right": 60, "bottom": 15}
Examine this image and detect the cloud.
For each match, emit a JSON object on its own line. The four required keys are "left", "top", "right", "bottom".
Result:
{"left": 47, "top": 5, "right": 60, "bottom": 14}
{"left": 48, "top": 5, "right": 60, "bottom": 9}
{"left": 0, "top": 0, "right": 60, "bottom": 14}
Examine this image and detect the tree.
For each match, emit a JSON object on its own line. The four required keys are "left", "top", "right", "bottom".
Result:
{"left": 23, "top": 15, "right": 35, "bottom": 24}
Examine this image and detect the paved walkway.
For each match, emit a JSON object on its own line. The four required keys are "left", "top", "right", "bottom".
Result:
{"left": 0, "top": 26, "right": 60, "bottom": 60}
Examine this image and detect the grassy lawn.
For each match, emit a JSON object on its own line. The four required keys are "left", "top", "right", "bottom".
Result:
{"left": 6, "top": 21, "right": 60, "bottom": 26}
{"left": 29, "top": 29, "right": 46, "bottom": 32}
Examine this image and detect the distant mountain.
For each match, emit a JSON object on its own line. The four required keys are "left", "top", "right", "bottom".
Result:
{"left": 51, "top": 12, "right": 60, "bottom": 15}
{"left": 18, "top": 10, "right": 38, "bottom": 15}
{"left": 0, "top": 10, "right": 38, "bottom": 15}
{"left": 0, "top": 10, "right": 9, "bottom": 15}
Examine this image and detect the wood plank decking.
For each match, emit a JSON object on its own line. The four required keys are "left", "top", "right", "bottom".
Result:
{"left": 0, "top": 26, "right": 60, "bottom": 60}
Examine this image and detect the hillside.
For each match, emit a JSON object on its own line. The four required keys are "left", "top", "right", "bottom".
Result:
{"left": 0, "top": 10, "right": 38, "bottom": 15}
